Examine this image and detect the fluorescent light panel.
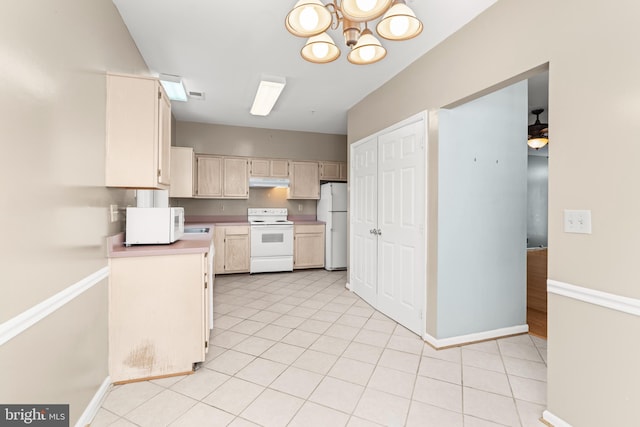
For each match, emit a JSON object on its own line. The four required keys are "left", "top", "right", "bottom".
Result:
{"left": 250, "top": 78, "right": 286, "bottom": 116}
{"left": 159, "top": 74, "right": 188, "bottom": 102}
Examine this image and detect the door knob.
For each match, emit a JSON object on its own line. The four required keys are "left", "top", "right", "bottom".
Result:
{"left": 370, "top": 229, "right": 378, "bottom": 235}
{"left": 377, "top": 229, "right": 382, "bottom": 236}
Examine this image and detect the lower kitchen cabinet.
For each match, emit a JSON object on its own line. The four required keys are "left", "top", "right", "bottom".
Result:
{"left": 109, "top": 252, "right": 209, "bottom": 383}
{"left": 214, "top": 225, "right": 250, "bottom": 274}
{"left": 294, "top": 224, "right": 325, "bottom": 269}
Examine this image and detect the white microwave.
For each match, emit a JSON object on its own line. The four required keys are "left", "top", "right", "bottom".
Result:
{"left": 125, "top": 207, "right": 184, "bottom": 245}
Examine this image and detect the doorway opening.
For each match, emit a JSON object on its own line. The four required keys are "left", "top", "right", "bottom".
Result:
{"left": 526, "top": 70, "right": 549, "bottom": 338}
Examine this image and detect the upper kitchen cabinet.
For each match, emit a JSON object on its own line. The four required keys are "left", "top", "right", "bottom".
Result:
{"left": 195, "top": 155, "right": 249, "bottom": 199}
{"left": 169, "top": 147, "right": 194, "bottom": 198}
{"left": 320, "top": 161, "right": 347, "bottom": 182}
{"left": 288, "top": 161, "right": 320, "bottom": 199}
{"left": 106, "top": 73, "right": 171, "bottom": 189}
{"left": 250, "top": 158, "right": 289, "bottom": 178}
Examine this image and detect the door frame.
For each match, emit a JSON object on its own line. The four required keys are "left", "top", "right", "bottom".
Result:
{"left": 348, "top": 110, "right": 428, "bottom": 336}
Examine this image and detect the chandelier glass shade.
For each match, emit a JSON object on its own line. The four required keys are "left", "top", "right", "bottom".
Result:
{"left": 285, "top": 0, "right": 423, "bottom": 65}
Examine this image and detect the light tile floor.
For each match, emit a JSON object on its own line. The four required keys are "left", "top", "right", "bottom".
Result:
{"left": 94, "top": 270, "right": 547, "bottom": 427}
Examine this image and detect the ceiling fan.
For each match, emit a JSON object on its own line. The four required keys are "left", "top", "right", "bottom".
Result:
{"left": 528, "top": 108, "right": 549, "bottom": 149}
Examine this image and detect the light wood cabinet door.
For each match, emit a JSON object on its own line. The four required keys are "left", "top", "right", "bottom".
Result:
{"left": 320, "top": 161, "right": 347, "bottom": 182}
{"left": 169, "top": 147, "right": 194, "bottom": 198}
{"left": 214, "top": 225, "right": 250, "bottom": 274}
{"left": 288, "top": 161, "right": 320, "bottom": 199}
{"left": 250, "top": 159, "right": 270, "bottom": 177}
{"left": 213, "top": 226, "right": 226, "bottom": 274}
{"left": 294, "top": 224, "right": 325, "bottom": 269}
{"left": 250, "top": 158, "right": 289, "bottom": 178}
{"left": 196, "top": 155, "right": 223, "bottom": 197}
{"left": 223, "top": 157, "right": 249, "bottom": 198}
{"left": 270, "top": 159, "right": 289, "bottom": 177}
{"left": 106, "top": 73, "right": 171, "bottom": 189}
{"left": 109, "top": 252, "right": 207, "bottom": 383}
{"left": 339, "top": 162, "right": 348, "bottom": 181}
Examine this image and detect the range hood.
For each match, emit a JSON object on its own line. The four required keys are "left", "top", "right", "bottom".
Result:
{"left": 249, "top": 177, "right": 290, "bottom": 188}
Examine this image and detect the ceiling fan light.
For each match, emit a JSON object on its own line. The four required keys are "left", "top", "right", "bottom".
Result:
{"left": 376, "top": 1, "right": 423, "bottom": 40}
{"left": 285, "top": 0, "right": 332, "bottom": 37}
{"left": 347, "top": 29, "right": 386, "bottom": 65}
{"left": 527, "top": 137, "right": 549, "bottom": 149}
{"left": 301, "top": 32, "right": 341, "bottom": 63}
{"left": 341, "top": 0, "right": 393, "bottom": 22}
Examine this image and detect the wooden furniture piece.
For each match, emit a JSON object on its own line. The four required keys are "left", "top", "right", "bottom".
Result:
{"left": 106, "top": 73, "right": 171, "bottom": 189}
{"left": 294, "top": 224, "right": 325, "bottom": 269}
{"left": 195, "top": 155, "right": 249, "bottom": 199}
{"left": 109, "top": 252, "right": 209, "bottom": 383}
{"left": 169, "top": 147, "right": 194, "bottom": 198}
{"left": 320, "top": 161, "right": 348, "bottom": 181}
{"left": 214, "top": 225, "right": 251, "bottom": 274}
{"left": 250, "top": 158, "right": 289, "bottom": 178}
{"left": 527, "top": 248, "right": 548, "bottom": 338}
{"left": 288, "top": 161, "right": 320, "bottom": 199}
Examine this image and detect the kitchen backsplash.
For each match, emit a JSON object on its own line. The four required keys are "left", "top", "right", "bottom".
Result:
{"left": 172, "top": 187, "right": 317, "bottom": 217}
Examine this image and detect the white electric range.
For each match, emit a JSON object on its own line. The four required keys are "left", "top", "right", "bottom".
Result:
{"left": 248, "top": 208, "right": 294, "bottom": 273}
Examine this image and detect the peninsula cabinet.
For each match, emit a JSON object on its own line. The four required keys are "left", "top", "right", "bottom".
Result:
{"left": 109, "top": 252, "right": 209, "bottom": 383}
{"left": 106, "top": 73, "right": 171, "bottom": 189}
{"left": 294, "top": 224, "right": 325, "bottom": 269}
{"left": 288, "top": 161, "right": 320, "bottom": 199}
{"left": 250, "top": 158, "right": 289, "bottom": 178}
{"left": 320, "top": 161, "right": 348, "bottom": 182}
{"left": 195, "top": 155, "right": 249, "bottom": 199}
{"left": 214, "top": 225, "right": 250, "bottom": 274}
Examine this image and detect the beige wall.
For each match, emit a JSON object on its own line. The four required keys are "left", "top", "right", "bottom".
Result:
{"left": 348, "top": 0, "right": 640, "bottom": 424}
{"left": 176, "top": 121, "right": 347, "bottom": 161}
{"left": 174, "top": 121, "right": 347, "bottom": 217}
{"left": 0, "top": 0, "right": 147, "bottom": 423}
{"left": 176, "top": 188, "right": 318, "bottom": 217}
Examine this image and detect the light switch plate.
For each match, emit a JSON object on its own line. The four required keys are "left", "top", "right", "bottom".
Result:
{"left": 564, "top": 209, "right": 592, "bottom": 234}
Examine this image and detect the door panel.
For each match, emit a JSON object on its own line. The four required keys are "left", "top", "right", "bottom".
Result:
{"left": 350, "top": 138, "right": 378, "bottom": 306}
{"left": 376, "top": 121, "right": 425, "bottom": 335}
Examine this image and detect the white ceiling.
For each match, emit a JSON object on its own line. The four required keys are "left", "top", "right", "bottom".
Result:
{"left": 112, "top": 0, "right": 497, "bottom": 135}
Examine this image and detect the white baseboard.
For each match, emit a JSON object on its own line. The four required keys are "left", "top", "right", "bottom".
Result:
{"left": 75, "top": 376, "right": 111, "bottom": 427}
{"left": 542, "top": 410, "right": 572, "bottom": 427}
{"left": 0, "top": 266, "right": 109, "bottom": 346}
{"left": 423, "top": 324, "right": 529, "bottom": 349}
{"left": 548, "top": 279, "right": 640, "bottom": 317}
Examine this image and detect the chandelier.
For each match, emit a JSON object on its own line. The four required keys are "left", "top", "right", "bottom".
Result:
{"left": 285, "top": 0, "right": 423, "bottom": 65}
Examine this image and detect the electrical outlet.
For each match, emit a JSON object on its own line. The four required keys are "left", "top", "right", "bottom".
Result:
{"left": 109, "top": 204, "right": 119, "bottom": 223}
{"left": 564, "top": 209, "right": 592, "bottom": 234}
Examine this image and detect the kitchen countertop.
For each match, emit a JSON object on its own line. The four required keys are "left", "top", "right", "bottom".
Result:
{"left": 107, "top": 225, "right": 214, "bottom": 258}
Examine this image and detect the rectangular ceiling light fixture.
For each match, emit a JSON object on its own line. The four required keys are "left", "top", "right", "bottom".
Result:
{"left": 250, "top": 77, "right": 286, "bottom": 116}
{"left": 159, "top": 73, "right": 188, "bottom": 102}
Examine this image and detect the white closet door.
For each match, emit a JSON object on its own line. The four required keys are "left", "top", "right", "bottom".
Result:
{"left": 350, "top": 137, "right": 378, "bottom": 307}
{"left": 376, "top": 121, "right": 425, "bottom": 335}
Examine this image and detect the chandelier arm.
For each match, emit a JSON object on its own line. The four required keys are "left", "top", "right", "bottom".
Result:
{"left": 325, "top": 2, "right": 342, "bottom": 30}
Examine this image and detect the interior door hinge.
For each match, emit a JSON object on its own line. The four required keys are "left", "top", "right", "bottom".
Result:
{"left": 205, "top": 341, "right": 208, "bottom": 348}
{"left": 158, "top": 91, "right": 162, "bottom": 100}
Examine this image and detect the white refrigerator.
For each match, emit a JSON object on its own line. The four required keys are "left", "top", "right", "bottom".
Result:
{"left": 317, "top": 182, "right": 347, "bottom": 270}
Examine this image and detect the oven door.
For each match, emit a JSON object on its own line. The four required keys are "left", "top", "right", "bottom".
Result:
{"left": 250, "top": 225, "right": 293, "bottom": 257}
